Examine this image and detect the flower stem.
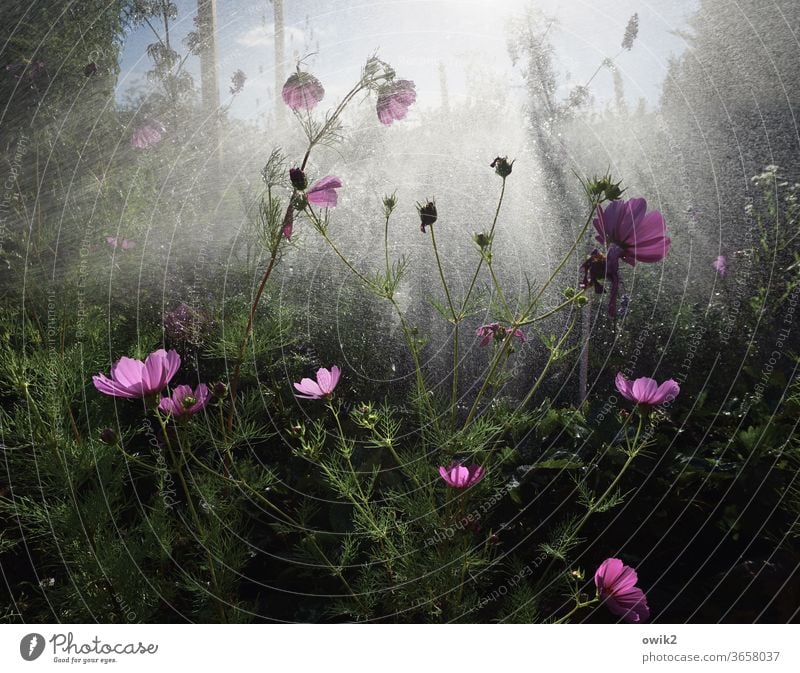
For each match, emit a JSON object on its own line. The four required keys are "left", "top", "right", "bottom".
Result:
{"left": 429, "top": 225, "right": 459, "bottom": 422}
{"left": 534, "top": 414, "right": 644, "bottom": 600}
{"left": 156, "top": 412, "right": 225, "bottom": 622}
{"left": 553, "top": 596, "right": 599, "bottom": 624}
{"left": 226, "top": 229, "right": 282, "bottom": 434}
{"left": 461, "top": 177, "right": 506, "bottom": 315}
{"left": 530, "top": 199, "right": 599, "bottom": 309}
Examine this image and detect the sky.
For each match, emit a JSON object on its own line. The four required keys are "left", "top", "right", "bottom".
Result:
{"left": 117, "top": 0, "right": 700, "bottom": 120}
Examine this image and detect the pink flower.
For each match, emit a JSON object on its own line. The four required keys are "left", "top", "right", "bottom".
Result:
{"left": 583, "top": 198, "right": 670, "bottom": 316}
{"left": 615, "top": 373, "right": 679, "bottom": 406}
{"left": 282, "top": 208, "right": 294, "bottom": 240}
{"left": 476, "top": 323, "right": 526, "bottom": 347}
{"left": 306, "top": 176, "right": 342, "bottom": 208}
{"left": 293, "top": 366, "right": 341, "bottom": 400}
{"left": 438, "top": 463, "right": 485, "bottom": 489}
{"left": 93, "top": 349, "right": 181, "bottom": 399}
{"left": 106, "top": 236, "right": 135, "bottom": 250}
{"left": 282, "top": 70, "right": 325, "bottom": 111}
{"left": 376, "top": 79, "right": 416, "bottom": 125}
{"left": 130, "top": 123, "right": 163, "bottom": 149}
{"left": 594, "top": 558, "right": 650, "bottom": 623}
{"left": 158, "top": 383, "right": 210, "bottom": 418}
{"left": 712, "top": 255, "right": 728, "bottom": 277}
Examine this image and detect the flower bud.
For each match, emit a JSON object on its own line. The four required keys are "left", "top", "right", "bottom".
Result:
{"left": 288, "top": 423, "right": 305, "bottom": 438}
{"left": 417, "top": 199, "right": 437, "bottom": 234}
{"left": 570, "top": 568, "right": 585, "bottom": 581}
{"left": 99, "top": 428, "right": 117, "bottom": 445}
{"left": 289, "top": 167, "right": 307, "bottom": 191}
{"left": 383, "top": 192, "right": 398, "bottom": 216}
{"left": 490, "top": 156, "right": 514, "bottom": 178}
{"left": 473, "top": 232, "right": 491, "bottom": 248}
{"left": 211, "top": 381, "right": 228, "bottom": 399}
{"left": 586, "top": 175, "right": 624, "bottom": 202}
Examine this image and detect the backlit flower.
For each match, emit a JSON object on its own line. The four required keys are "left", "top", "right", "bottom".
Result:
{"left": 306, "top": 176, "right": 342, "bottom": 208}
{"left": 476, "top": 323, "right": 525, "bottom": 347}
{"left": 282, "top": 70, "right": 324, "bottom": 111}
{"left": 130, "top": 123, "right": 163, "bottom": 149}
{"left": 438, "top": 463, "right": 485, "bottom": 489}
{"left": 158, "top": 383, "right": 210, "bottom": 418}
{"left": 591, "top": 198, "right": 670, "bottom": 316}
{"left": 294, "top": 366, "right": 341, "bottom": 400}
{"left": 594, "top": 557, "right": 650, "bottom": 623}
{"left": 615, "top": 373, "right": 679, "bottom": 406}
{"left": 376, "top": 79, "right": 416, "bottom": 125}
{"left": 93, "top": 349, "right": 181, "bottom": 400}
{"left": 712, "top": 255, "right": 728, "bottom": 277}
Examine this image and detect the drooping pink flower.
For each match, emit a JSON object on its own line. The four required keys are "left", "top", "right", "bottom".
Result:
{"left": 583, "top": 198, "right": 670, "bottom": 316}
{"left": 306, "top": 176, "right": 342, "bottom": 208}
{"left": 282, "top": 70, "right": 325, "bottom": 111}
{"left": 476, "top": 323, "right": 526, "bottom": 347}
{"left": 376, "top": 79, "right": 416, "bottom": 125}
{"left": 712, "top": 255, "right": 728, "bottom": 277}
{"left": 594, "top": 558, "right": 650, "bottom": 623}
{"left": 438, "top": 463, "right": 485, "bottom": 489}
{"left": 106, "top": 236, "right": 136, "bottom": 250}
{"left": 293, "top": 366, "right": 341, "bottom": 400}
{"left": 282, "top": 208, "right": 294, "bottom": 239}
{"left": 158, "top": 383, "right": 210, "bottom": 418}
{"left": 130, "top": 123, "right": 163, "bottom": 149}
{"left": 615, "top": 373, "right": 679, "bottom": 406}
{"left": 93, "top": 349, "right": 181, "bottom": 400}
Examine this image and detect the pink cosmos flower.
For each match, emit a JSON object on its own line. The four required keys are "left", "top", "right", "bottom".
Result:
{"left": 93, "top": 349, "right": 181, "bottom": 400}
{"left": 438, "top": 463, "right": 485, "bottom": 489}
{"left": 615, "top": 373, "right": 680, "bottom": 406}
{"left": 106, "top": 236, "right": 136, "bottom": 250}
{"left": 158, "top": 383, "right": 210, "bottom": 418}
{"left": 582, "top": 198, "right": 670, "bottom": 316}
{"left": 594, "top": 558, "right": 650, "bottom": 623}
{"left": 130, "top": 123, "right": 163, "bottom": 149}
{"left": 712, "top": 255, "right": 728, "bottom": 277}
{"left": 476, "top": 323, "right": 526, "bottom": 347}
{"left": 293, "top": 366, "right": 341, "bottom": 400}
{"left": 282, "top": 70, "right": 325, "bottom": 111}
{"left": 306, "top": 176, "right": 342, "bottom": 208}
{"left": 376, "top": 79, "right": 416, "bottom": 125}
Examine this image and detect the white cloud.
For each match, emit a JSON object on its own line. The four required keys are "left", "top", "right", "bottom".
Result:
{"left": 237, "top": 23, "right": 307, "bottom": 48}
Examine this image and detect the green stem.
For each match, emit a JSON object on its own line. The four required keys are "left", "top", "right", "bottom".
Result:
{"left": 487, "top": 260, "right": 512, "bottom": 317}
{"left": 430, "top": 222, "right": 460, "bottom": 424}
{"left": 384, "top": 211, "right": 391, "bottom": 283}
{"left": 530, "top": 200, "right": 599, "bottom": 309}
{"left": 553, "top": 597, "right": 599, "bottom": 624}
{"left": 226, "top": 230, "right": 282, "bottom": 433}
{"left": 155, "top": 412, "right": 225, "bottom": 622}
{"left": 461, "top": 177, "right": 507, "bottom": 315}
{"left": 519, "top": 289, "right": 586, "bottom": 326}
{"left": 461, "top": 330, "right": 516, "bottom": 429}
{"left": 311, "top": 207, "right": 434, "bottom": 428}
{"left": 534, "top": 414, "right": 644, "bottom": 598}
